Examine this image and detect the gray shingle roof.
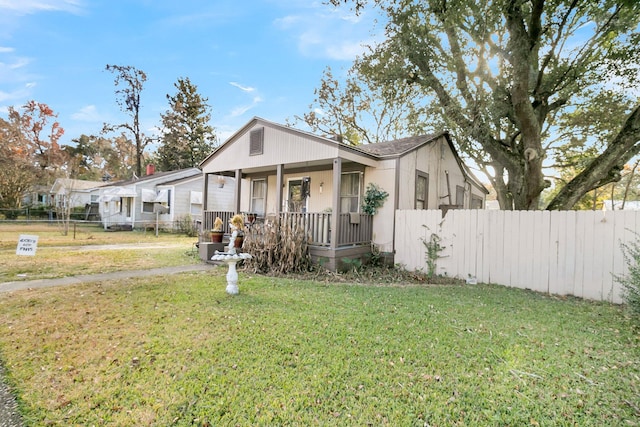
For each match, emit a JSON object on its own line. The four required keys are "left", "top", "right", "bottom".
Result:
{"left": 355, "top": 134, "right": 438, "bottom": 157}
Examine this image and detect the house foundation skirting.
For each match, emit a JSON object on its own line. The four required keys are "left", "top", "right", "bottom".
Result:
{"left": 309, "top": 245, "right": 385, "bottom": 272}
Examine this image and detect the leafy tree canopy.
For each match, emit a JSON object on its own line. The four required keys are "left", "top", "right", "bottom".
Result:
{"left": 155, "top": 77, "right": 217, "bottom": 171}
{"left": 324, "top": 0, "right": 640, "bottom": 210}
{"left": 103, "top": 64, "right": 149, "bottom": 178}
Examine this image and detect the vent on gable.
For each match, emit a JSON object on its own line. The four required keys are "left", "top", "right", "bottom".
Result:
{"left": 250, "top": 127, "right": 264, "bottom": 156}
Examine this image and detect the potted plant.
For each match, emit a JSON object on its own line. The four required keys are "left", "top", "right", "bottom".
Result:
{"left": 229, "top": 214, "right": 244, "bottom": 249}
{"left": 211, "top": 217, "right": 224, "bottom": 242}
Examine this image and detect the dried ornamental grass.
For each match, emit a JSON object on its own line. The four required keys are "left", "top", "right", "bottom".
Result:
{"left": 243, "top": 218, "right": 311, "bottom": 274}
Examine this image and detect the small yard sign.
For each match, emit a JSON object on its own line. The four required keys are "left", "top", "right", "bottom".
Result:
{"left": 16, "top": 234, "right": 39, "bottom": 256}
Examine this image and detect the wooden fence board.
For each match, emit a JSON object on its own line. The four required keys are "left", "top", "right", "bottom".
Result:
{"left": 394, "top": 209, "right": 640, "bottom": 303}
{"left": 574, "top": 212, "right": 589, "bottom": 300}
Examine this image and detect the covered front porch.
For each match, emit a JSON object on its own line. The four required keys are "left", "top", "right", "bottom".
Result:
{"left": 202, "top": 161, "right": 373, "bottom": 270}
{"left": 201, "top": 158, "right": 377, "bottom": 270}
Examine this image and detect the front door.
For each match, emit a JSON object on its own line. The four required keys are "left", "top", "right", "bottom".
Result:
{"left": 288, "top": 179, "right": 307, "bottom": 212}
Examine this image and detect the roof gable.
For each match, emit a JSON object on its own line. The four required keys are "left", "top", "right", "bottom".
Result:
{"left": 102, "top": 168, "right": 200, "bottom": 188}
{"left": 355, "top": 134, "right": 439, "bottom": 157}
{"left": 200, "top": 117, "right": 378, "bottom": 171}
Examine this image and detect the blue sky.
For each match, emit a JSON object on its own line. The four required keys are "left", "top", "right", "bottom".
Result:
{"left": 0, "top": 0, "right": 381, "bottom": 145}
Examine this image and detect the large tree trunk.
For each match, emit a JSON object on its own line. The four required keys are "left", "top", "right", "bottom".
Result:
{"left": 547, "top": 104, "right": 640, "bottom": 210}
{"left": 504, "top": 0, "right": 547, "bottom": 210}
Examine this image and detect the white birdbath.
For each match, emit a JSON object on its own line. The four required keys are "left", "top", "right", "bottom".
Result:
{"left": 211, "top": 251, "right": 252, "bottom": 295}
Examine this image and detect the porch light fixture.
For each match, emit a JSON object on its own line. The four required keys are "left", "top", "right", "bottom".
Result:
{"left": 319, "top": 182, "right": 324, "bottom": 194}
{"left": 217, "top": 175, "right": 226, "bottom": 188}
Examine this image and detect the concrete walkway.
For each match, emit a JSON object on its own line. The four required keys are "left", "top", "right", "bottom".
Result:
{"left": 0, "top": 262, "right": 217, "bottom": 426}
{"left": 0, "top": 263, "right": 216, "bottom": 293}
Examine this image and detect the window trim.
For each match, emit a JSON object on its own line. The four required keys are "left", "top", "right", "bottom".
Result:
{"left": 456, "top": 185, "right": 465, "bottom": 208}
{"left": 250, "top": 178, "right": 267, "bottom": 215}
{"left": 340, "top": 171, "right": 362, "bottom": 213}
{"left": 415, "top": 171, "right": 429, "bottom": 210}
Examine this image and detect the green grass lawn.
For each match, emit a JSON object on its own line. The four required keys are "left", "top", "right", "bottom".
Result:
{"left": 0, "top": 223, "right": 199, "bottom": 282}
{"left": 0, "top": 271, "right": 638, "bottom": 426}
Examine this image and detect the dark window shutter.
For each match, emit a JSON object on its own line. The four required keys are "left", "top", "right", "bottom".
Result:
{"left": 250, "top": 127, "right": 264, "bottom": 155}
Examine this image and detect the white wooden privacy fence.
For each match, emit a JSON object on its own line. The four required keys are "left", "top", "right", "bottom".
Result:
{"left": 395, "top": 209, "right": 640, "bottom": 303}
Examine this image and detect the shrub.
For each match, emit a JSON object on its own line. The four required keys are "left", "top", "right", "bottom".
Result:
{"left": 243, "top": 218, "right": 311, "bottom": 274}
{"left": 362, "top": 183, "right": 388, "bottom": 215}
{"left": 3, "top": 209, "right": 21, "bottom": 220}
{"left": 617, "top": 232, "right": 640, "bottom": 322}
{"left": 175, "top": 214, "right": 199, "bottom": 237}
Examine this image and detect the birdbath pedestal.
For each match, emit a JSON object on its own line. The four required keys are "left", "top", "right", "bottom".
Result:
{"left": 211, "top": 251, "right": 252, "bottom": 295}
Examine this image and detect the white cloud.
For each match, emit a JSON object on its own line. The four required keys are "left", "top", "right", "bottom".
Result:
{"left": 0, "top": 82, "right": 34, "bottom": 103}
{"left": 0, "top": 46, "right": 14, "bottom": 53}
{"left": 272, "top": 5, "right": 381, "bottom": 62}
{"left": 229, "top": 96, "right": 263, "bottom": 117}
{"left": 7, "top": 57, "right": 30, "bottom": 69}
{"left": 0, "top": 0, "right": 85, "bottom": 15}
{"left": 71, "top": 105, "right": 100, "bottom": 122}
{"left": 229, "top": 82, "right": 256, "bottom": 93}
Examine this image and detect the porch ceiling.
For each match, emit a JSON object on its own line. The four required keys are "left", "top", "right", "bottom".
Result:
{"left": 212, "top": 158, "right": 362, "bottom": 177}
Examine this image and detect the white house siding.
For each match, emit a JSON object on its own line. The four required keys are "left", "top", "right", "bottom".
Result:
{"left": 158, "top": 176, "right": 235, "bottom": 225}
{"left": 365, "top": 160, "right": 396, "bottom": 253}
{"left": 208, "top": 180, "right": 236, "bottom": 212}
{"left": 212, "top": 124, "right": 340, "bottom": 171}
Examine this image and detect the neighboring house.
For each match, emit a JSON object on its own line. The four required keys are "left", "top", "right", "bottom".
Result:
{"left": 603, "top": 200, "right": 640, "bottom": 210}
{"left": 50, "top": 178, "right": 108, "bottom": 210}
{"left": 98, "top": 167, "right": 234, "bottom": 230}
{"left": 200, "top": 117, "right": 488, "bottom": 270}
{"left": 156, "top": 173, "right": 236, "bottom": 225}
{"left": 22, "top": 185, "right": 51, "bottom": 208}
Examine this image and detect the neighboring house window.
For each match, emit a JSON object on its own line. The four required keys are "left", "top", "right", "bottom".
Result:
{"left": 142, "top": 202, "right": 154, "bottom": 213}
{"left": 251, "top": 178, "right": 267, "bottom": 215}
{"left": 190, "top": 191, "right": 202, "bottom": 216}
{"left": 471, "top": 195, "right": 483, "bottom": 209}
{"left": 142, "top": 189, "right": 157, "bottom": 213}
{"left": 415, "top": 172, "right": 429, "bottom": 209}
{"left": 340, "top": 172, "right": 361, "bottom": 213}
{"left": 90, "top": 195, "right": 98, "bottom": 203}
{"left": 120, "top": 197, "right": 132, "bottom": 216}
{"left": 250, "top": 127, "right": 264, "bottom": 156}
{"left": 456, "top": 185, "right": 465, "bottom": 207}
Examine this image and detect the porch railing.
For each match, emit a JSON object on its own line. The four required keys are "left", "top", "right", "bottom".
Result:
{"left": 203, "top": 211, "right": 372, "bottom": 247}
{"left": 203, "top": 211, "right": 235, "bottom": 234}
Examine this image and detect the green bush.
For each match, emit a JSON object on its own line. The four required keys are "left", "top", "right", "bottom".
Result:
{"left": 617, "top": 232, "right": 640, "bottom": 322}
{"left": 3, "top": 209, "right": 20, "bottom": 220}
{"left": 362, "top": 183, "right": 389, "bottom": 215}
{"left": 175, "top": 214, "right": 199, "bottom": 237}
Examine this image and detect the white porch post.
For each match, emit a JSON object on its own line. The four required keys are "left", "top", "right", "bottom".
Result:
{"left": 203, "top": 172, "right": 209, "bottom": 211}
{"left": 331, "top": 158, "right": 341, "bottom": 250}
{"left": 275, "top": 164, "right": 284, "bottom": 214}
{"left": 234, "top": 169, "right": 242, "bottom": 213}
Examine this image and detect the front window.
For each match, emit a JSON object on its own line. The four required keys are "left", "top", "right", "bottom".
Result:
{"left": 340, "top": 172, "right": 361, "bottom": 213}
{"left": 456, "top": 185, "right": 465, "bottom": 207}
{"left": 142, "top": 202, "right": 154, "bottom": 213}
{"left": 416, "top": 172, "right": 428, "bottom": 209}
{"left": 471, "top": 195, "right": 483, "bottom": 209}
{"left": 251, "top": 178, "right": 267, "bottom": 215}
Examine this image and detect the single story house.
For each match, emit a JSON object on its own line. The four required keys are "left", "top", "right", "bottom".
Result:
{"left": 22, "top": 185, "right": 52, "bottom": 208}
{"left": 50, "top": 178, "right": 107, "bottom": 210}
{"left": 200, "top": 117, "right": 488, "bottom": 270}
{"left": 98, "top": 167, "right": 235, "bottom": 230}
